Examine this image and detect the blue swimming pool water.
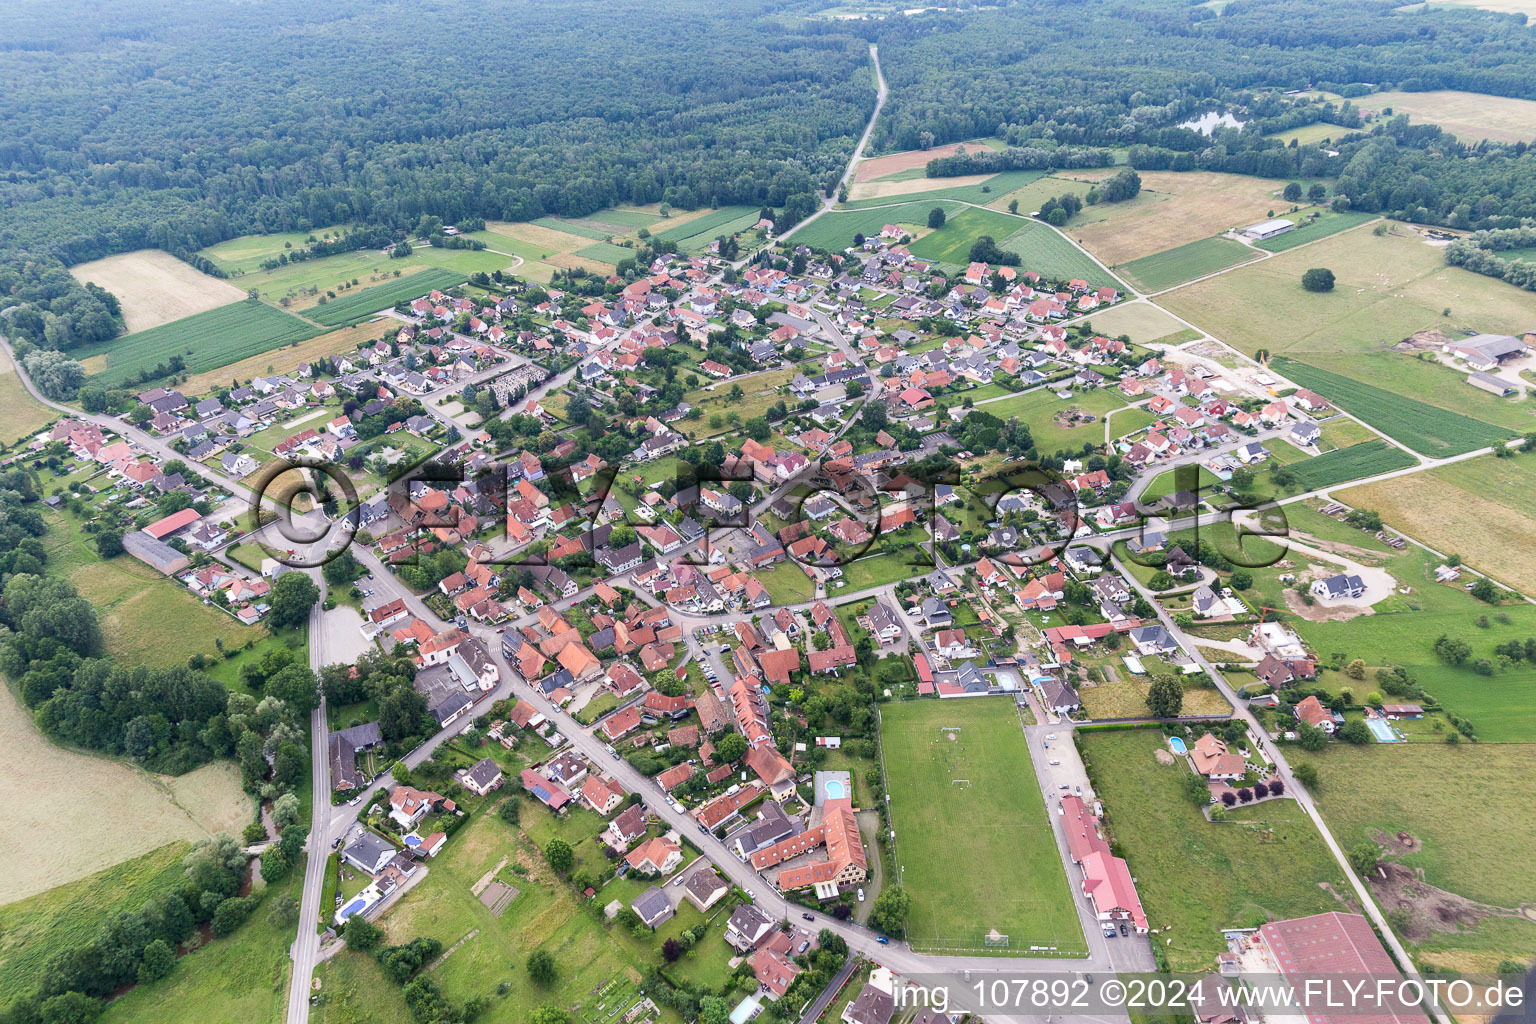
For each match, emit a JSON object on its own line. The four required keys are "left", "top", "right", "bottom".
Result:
{"left": 1366, "top": 718, "right": 1399, "bottom": 743}
{"left": 824, "top": 779, "right": 845, "bottom": 799}
{"left": 339, "top": 898, "right": 367, "bottom": 920}
{"left": 1168, "top": 737, "right": 1188, "bottom": 755}
{"left": 402, "top": 834, "right": 422, "bottom": 847}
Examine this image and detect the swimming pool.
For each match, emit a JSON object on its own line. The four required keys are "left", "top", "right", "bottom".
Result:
{"left": 1168, "top": 737, "right": 1188, "bottom": 755}
{"left": 1366, "top": 718, "right": 1400, "bottom": 743}
{"left": 402, "top": 833, "right": 423, "bottom": 848}
{"left": 729, "top": 994, "right": 762, "bottom": 1024}
{"left": 824, "top": 779, "right": 845, "bottom": 799}
{"left": 338, "top": 897, "right": 368, "bottom": 922}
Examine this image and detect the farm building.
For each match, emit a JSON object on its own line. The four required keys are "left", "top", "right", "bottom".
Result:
{"left": 1241, "top": 218, "right": 1295, "bottom": 240}
{"left": 123, "top": 530, "right": 190, "bottom": 575}
{"left": 1467, "top": 372, "right": 1516, "bottom": 396}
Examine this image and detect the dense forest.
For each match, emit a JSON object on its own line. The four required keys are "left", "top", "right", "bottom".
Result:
{"left": 883, "top": 0, "right": 1536, "bottom": 230}
{"left": 0, "top": 0, "right": 876, "bottom": 266}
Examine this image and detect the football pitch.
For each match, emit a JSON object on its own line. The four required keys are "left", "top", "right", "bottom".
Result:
{"left": 880, "top": 699, "right": 1086, "bottom": 955}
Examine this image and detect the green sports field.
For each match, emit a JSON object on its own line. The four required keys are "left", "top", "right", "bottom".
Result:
{"left": 881, "top": 699, "right": 1085, "bottom": 955}
{"left": 76, "top": 300, "right": 322, "bottom": 387}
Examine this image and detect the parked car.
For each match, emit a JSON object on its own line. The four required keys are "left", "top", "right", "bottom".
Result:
{"left": 1049, "top": 759, "right": 1061, "bottom": 766}
{"left": 1120, "top": 923, "right": 1129, "bottom": 936}
{"left": 857, "top": 888, "right": 865, "bottom": 902}
{"left": 877, "top": 936, "right": 889, "bottom": 944}
{"left": 802, "top": 913, "right": 815, "bottom": 921}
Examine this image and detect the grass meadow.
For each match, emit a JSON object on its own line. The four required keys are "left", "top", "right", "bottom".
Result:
{"left": 981, "top": 388, "right": 1130, "bottom": 455}
{"left": 1077, "top": 727, "right": 1344, "bottom": 972}
{"left": 0, "top": 345, "right": 56, "bottom": 446}
{"left": 306, "top": 267, "right": 464, "bottom": 326}
{"left": 881, "top": 699, "right": 1085, "bottom": 954}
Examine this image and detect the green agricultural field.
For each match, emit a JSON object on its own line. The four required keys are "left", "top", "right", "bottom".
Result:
{"left": 1318, "top": 416, "right": 1380, "bottom": 451}
{"left": 574, "top": 241, "right": 637, "bottom": 264}
{"left": 985, "top": 174, "right": 1096, "bottom": 214}
{"left": 908, "top": 205, "right": 1029, "bottom": 266}
{"left": 1080, "top": 301, "right": 1192, "bottom": 344}
{"left": 1273, "top": 358, "right": 1511, "bottom": 457}
{"left": 1289, "top": 743, "right": 1536, "bottom": 971}
{"left": 655, "top": 205, "right": 758, "bottom": 244}
{"left": 981, "top": 388, "right": 1129, "bottom": 455}
{"left": 998, "top": 220, "right": 1125, "bottom": 289}
{"left": 0, "top": 842, "right": 191, "bottom": 1004}
{"left": 1077, "top": 728, "right": 1344, "bottom": 971}
{"left": 1117, "top": 237, "right": 1259, "bottom": 292}
{"left": 839, "top": 169, "right": 1046, "bottom": 209}
{"left": 573, "top": 208, "right": 660, "bottom": 228}
{"left": 790, "top": 201, "right": 953, "bottom": 250}
{"left": 531, "top": 216, "right": 612, "bottom": 240}
{"left": 1159, "top": 226, "right": 1536, "bottom": 421}
{"left": 1285, "top": 439, "right": 1418, "bottom": 490}
{"left": 306, "top": 267, "right": 464, "bottom": 326}
{"left": 75, "top": 301, "right": 322, "bottom": 388}
{"left": 881, "top": 699, "right": 1085, "bottom": 954}
{"left": 1252, "top": 210, "right": 1377, "bottom": 252}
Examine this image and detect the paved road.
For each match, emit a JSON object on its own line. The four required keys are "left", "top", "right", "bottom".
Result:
{"left": 287, "top": 566, "right": 333, "bottom": 1024}
{"left": 782, "top": 44, "right": 886, "bottom": 243}
{"left": 798, "top": 954, "right": 856, "bottom": 1024}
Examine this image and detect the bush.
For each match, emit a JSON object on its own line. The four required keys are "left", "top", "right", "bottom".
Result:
{"left": 1301, "top": 267, "right": 1335, "bottom": 292}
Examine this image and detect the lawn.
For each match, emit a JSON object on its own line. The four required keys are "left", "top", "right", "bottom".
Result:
{"left": 305, "top": 267, "right": 465, "bottom": 326}
{"left": 74, "top": 300, "right": 323, "bottom": 388}
{"left": 1336, "top": 451, "right": 1536, "bottom": 593}
{"left": 1285, "top": 439, "right": 1418, "bottom": 490}
{"left": 382, "top": 810, "right": 697, "bottom": 1024}
{"left": 906, "top": 206, "right": 1028, "bottom": 267}
{"left": 1079, "top": 674, "right": 1232, "bottom": 719}
{"left": 1077, "top": 727, "right": 1344, "bottom": 971}
{"left": 839, "top": 551, "right": 922, "bottom": 592}
{"left": 881, "top": 699, "right": 1085, "bottom": 954}
{"left": 757, "top": 563, "right": 817, "bottom": 605}
{"left": 682, "top": 368, "right": 798, "bottom": 437}
{"left": 1264, "top": 122, "right": 1354, "bottom": 146}
{"left": 981, "top": 388, "right": 1129, "bottom": 455}
{"left": 1288, "top": 742, "right": 1536, "bottom": 971}
{"left": 1107, "top": 405, "right": 1157, "bottom": 440}
{"left": 1140, "top": 465, "right": 1223, "bottom": 501}
{"left": 1117, "top": 237, "right": 1259, "bottom": 292}
{"left": 1318, "top": 416, "right": 1380, "bottom": 451}
{"left": 1288, "top": 550, "right": 1536, "bottom": 741}
{"left": 1272, "top": 359, "right": 1512, "bottom": 457}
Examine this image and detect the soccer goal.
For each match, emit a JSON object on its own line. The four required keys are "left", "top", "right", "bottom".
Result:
{"left": 940, "top": 726, "right": 962, "bottom": 738}
{"left": 984, "top": 929, "right": 1010, "bottom": 948}
{"left": 952, "top": 779, "right": 971, "bottom": 788}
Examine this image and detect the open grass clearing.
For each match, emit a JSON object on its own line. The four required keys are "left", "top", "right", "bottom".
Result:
{"left": 306, "top": 267, "right": 464, "bottom": 327}
{"left": 981, "top": 388, "right": 1129, "bottom": 456}
{"left": 1265, "top": 122, "right": 1355, "bottom": 146}
{"left": 201, "top": 229, "right": 345, "bottom": 276}
{"left": 0, "top": 841, "right": 191, "bottom": 1001}
{"left": 1365, "top": 89, "right": 1536, "bottom": 144}
{"left": 1079, "top": 675, "right": 1232, "bottom": 719}
{"left": 1077, "top": 727, "right": 1345, "bottom": 971}
{"left": 1335, "top": 452, "right": 1536, "bottom": 593}
{"left": 1067, "top": 171, "right": 1292, "bottom": 266}
{"left": 1080, "top": 301, "right": 1191, "bottom": 344}
{"left": 74, "top": 300, "right": 323, "bottom": 389}
{"left": 0, "top": 683, "right": 247, "bottom": 906}
{"left": 1117, "top": 236, "right": 1260, "bottom": 292}
{"left": 906, "top": 205, "right": 1024, "bottom": 266}
{"left": 42, "top": 507, "right": 263, "bottom": 667}
{"left": 69, "top": 250, "right": 248, "bottom": 333}
{"left": 682, "top": 368, "right": 797, "bottom": 437}
{"left": 984, "top": 174, "right": 1096, "bottom": 215}
{"left": 0, "top": 344, "right": 57, "bottom": 446}
{"left": 882, "top": 698, "right": 1085, "bottom": 954}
